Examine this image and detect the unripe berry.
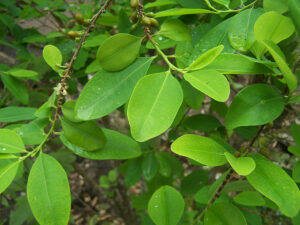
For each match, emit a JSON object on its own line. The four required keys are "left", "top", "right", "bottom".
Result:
{"left": 130, "top": 0, "right": 139, "bottom": 8}
{"left": 142, "top": 16, "right": 151, "bottom": 26}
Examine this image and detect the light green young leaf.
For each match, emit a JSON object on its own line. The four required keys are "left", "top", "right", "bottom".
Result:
{"left": 97, "top": 33, "right": 142, "bottom": 71}
{"left": 225, "top": 152, "right": 255, "bottom": 176}
{"left": 6, "top": 68, "right": 38, "bottom": 78}
{"left": 233, "top": 191, "right": 265, "bottom": 206}
{"left": 171, "top": 134, "right": 228, "bottom": 167}
{"left": 1, "top": 74, "right": 28, "bottom": 104}
{"left": 228, "top": 8, "right": 264, "bottom": 52}
{"left": 187, "top": 45, "right": 224, "bottom": 71}
{"left": 263, "top": 0, "right": 288, "bottom": 13}
{"left": 27, "top": 153, "right": 71, "bottom": 225}
{"left": 184, "top": 70, "right": 230, "bottom": 102}
{"left": 289, "top": 0, "right": 300, "bottom": 34}
{"left": 246, "top": 154, "right": 300, "bottom": 217}
{"left": 145, "top": 0, "right": 177, "bottom": 8}
{"left": 42, "top": 45, "right": 63, "bottom": 73}
{"left": 61, "top": 118, "right": 106, "bottom": 151}
{"left": 154, "top": 8, "right": 215, "bottom": 17}
{"left": 0, "top": 129, "right": 26, "bottom": 153}
{"left": 128, "top": 71, "right": 183, "bottom": 142}
{"left": 0, "top": 158, "right": 20, "bottom": 193}
{"left": 203, "top": 53, "right": 274, "bottom": 74}
{"left": 75, "top": 57, "right": 152, "bottom": 120}
{"left": 204, "top": 202, "right": 247, "bottom": 225}
{"left": 0, "top": 107, "right": 36, "bottom": 122}
{"left": 262, "top": 40, "right": 297, "bottom": 93}
{"left": 61, "top": 128, "right": 141, "bottom": 160}
{"left": 158, "top": 19, "right": 191, "bottom": 42}
{"left": 225, "top": 84, "right": 284, "bottom": 130}
{"left": 148, "top": 186, "right": 185, "bottom": 225}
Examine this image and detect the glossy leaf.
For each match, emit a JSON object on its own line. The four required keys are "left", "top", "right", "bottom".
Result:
{"left": 234, "top": 191, "right": 265, "bottom": 206}
{"left": 289, "top": 0, "right": 300, "bottom": 34}
{"left": 61, "top": 118, "right": 106, "bottom": 151}
{"left": 42, "top": 45, "right": 63, "bottom": 73}
{"left": 246, "top": 154, "right": 300, "bottom": 217}
{"left": 171, "top": 134, "right": 228, "bottom": 167}
{"left": 263, "top": 40, "right": 297, "bottom": 93}
{"left": 75, "top": 57, "right": 152, "bottom": 120}
{"left": 0, "top": 129, "right": 26, "bottom": 153}
{"left": 0, "top": 158, "right": 20, "bottom": 193}
{"left": 97, "top": 33, "right": 142, "bottom": 71}
{"left": 61, "top": 128, "right": 141, "bottom": 160}
{"left": 224, "top": 152, "right": 256, "bottom": 176}
{"left": 148, "top": 185, "right": 184, "bottom": 225}
{"left": 204, "top": 202, "right": 247, "bottom": 225}
{"left": 0, "top": 107, "right": 36, "bottom": 122}
{"left": 187, "top": 45, "right": 224, "bottom": 71}
{"left": 27, "top": 153, "right": 71, "bottom": 225}
{"left": 203, "top": 53, "right": 274, "bottom": 74}
{"left": 228, "top": 8, "right": 264, "bottom": 52}
{"left": 128, "top": 71, "right": 183, "bottom": 142}
{"left": 158, "top": 19, "right": 191, "bottom": 41}
{"left": 154, "top": 8, "right": 215, "bottom": 17}
{"left": 225, "top": 84, "right": 284, "bottom": 130}
{"left": 184, "top": 70, "right": 230, "bottom": 102}
{"left": 1, "top": 74, "right": 28, "bottom": 104}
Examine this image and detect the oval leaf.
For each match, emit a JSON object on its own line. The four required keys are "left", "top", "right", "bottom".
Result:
{"left": 27, "top": 153, "right": 71, "bottom": 225}
{"left": 225, "top": 84, "right": 284, "bottom": 130}
{"left": 171, "top": 134, "right": 228, "bottom": 167}
{"left": 61, "top": 128, "right": 141, "bottom": 160}
{"left": 75, "top": 57, "right": 152, "bottom": 120}
{"left": 128, "top": 71, "right": 183, "bottom": 142}
{"left": 246, "top": 154, "right": 300, "bottom": 217}
{"left": 61, "top": 118, "right": 106, "bottom": 151}
{"left": 7, "top": 68, "right": 38, "bottom": 78}
{"left": 184, "top": 69, "right": 230, "bottom": 102}
{"left": 148, "top": 185, "right": 185, "bottom": 225}
{"left": 0, "top": 158, "right": 20, "bottom": 193}
{"left": 158, "top": 19, "right": 191, "bottom": 41}
{"left": 43, "top": 45, "right": 63, "bottom": 73}
{"left": 97, "top": 33, "right": 142, "bottom": 71}
{"left": 0, "top": 129, "right": 26, "bottom": 153}
{"left": 233, "top": 191, "right": 265, "bottom": 206}
{"left": 204, "top": 202, "right": 247, "bottom": 225}
{"left": 224, "top": 152, "right": 256, "bottom": 176}
{"left": 0, "top": 106, "right": 36, "bottom": 122}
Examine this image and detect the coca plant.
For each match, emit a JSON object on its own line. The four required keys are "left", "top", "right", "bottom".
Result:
{"left": 1, "top": 0, "right": 300, "bottom": 224}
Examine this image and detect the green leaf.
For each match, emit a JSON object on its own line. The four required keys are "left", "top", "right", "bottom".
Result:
{"left": 61, "top": 118, "right": 106, "bottom": 151}
{"left": 62, "top": 101, "right": 81, "bottom": 122}
{"left": 145, "top": 0, "right": 177, "bottom": 8}
{"left": 213, "top": 0, "right": 230, "bottom": 6}
{"left": 262, "top": 40, "right": 297, "bottom": 93}
{"left": 187, "top": 45, "right": 224, "bottom": 71}
{"left": 171, "top": 134, "right": 228, "bottom": 167}
{"left": 228, "top": 8, "right": 264, "bottom": 52}
{"left": 0, "top": 158, "right": 20, "bottom": 193}
{"left": 18, "top": 118, "right": 48, "bottom": 145}
{"left": 0, "top": 129, "right": 26, "bottom": 153}
{"left": 183, "top": 114, "right": 221, "bottom": 132}
{"left": 253, "top": 11, "right": 295, "bottom": 58}
{"left": 142, "top": 152, "right": 159, "bottom": 181}
{"left": 180, "top": 170, "right": 208, "bottom": 195}
{"left": 0, "top": 106, "right": 36, "bottom": 122}
{"left": 246, "top": 154, "right": 300, "bottom": 217}
{"left": 203, "top": 53, "right": 274, "bottom": 74}
{"left": 27, "top": 153, "right": 71, "bottom": 225}
{"left": 224, "top": 152, "right": 256, "bottom": 176}
{"left": 225, "top": 84, "right": 284, "bottom": 130}
{"left": 1, "top": 74, "right": 28, "bottom": 104}
{"left": 97, "top": 33, "right": 142, "bottom": 71}
{"left": 42, "top": 45, "right": 63, "bottom": 73}
{"left": 61, "top": 128, "right": 141, "bottom": 160}
{"left": 6, "top": 68, "right": 38, "bottom": 78}
{"left": 158, "top": 19, "right": 191, "bottom": 41}
{"left": 148, "top": 185, "right": 185, "bottom": 225}
{"left": 75, "top": 57, "right": 153, "bottom": 120}
{"left": 289, "top": 0, "right": 300, "bottom": 35}
{"left": 204, "top": 202, "right": 247, "bottom": 225}
{"left": 128, "top": 71, "right": 183, "bottom": 142}
{"left": 263, "top": 0, "right": 288, "bottom": 13}
{"left": 184, "top": 70, "right": 230, "bottom": 102}
{"left": 293, "top": 162, "right": 300, "bottom": 183}
{"left": 181, "top": 79, "right": 205, "bottom": 109}
{"left": 291, "top": 124, "right": 300, "bottom": 146}
{"left": 154, "top": 8, "right": 215, "bottom": 17}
